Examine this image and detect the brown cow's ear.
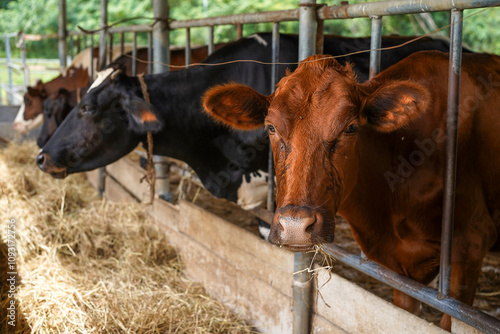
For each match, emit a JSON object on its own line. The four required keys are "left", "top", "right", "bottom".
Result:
{"left": 124, "top": 99, "right": 164, "bottom": 133}
{"left": 203, "top": 83, "right": 270, "bottom": 130}
{"left": 361, "top": 81, "right": 430, "bottom": 133}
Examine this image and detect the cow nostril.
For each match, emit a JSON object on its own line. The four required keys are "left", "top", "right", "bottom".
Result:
{"left": 36, "top": 153, "right": 45, "bottom": 168}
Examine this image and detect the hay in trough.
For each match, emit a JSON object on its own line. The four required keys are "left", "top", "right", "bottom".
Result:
{"left": 0, "top": 141, "right": 255, "bottom": 333}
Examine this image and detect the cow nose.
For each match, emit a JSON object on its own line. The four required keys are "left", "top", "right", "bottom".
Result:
{"left": 278, "top": 215, "right": 316, "bottom": 239}
{"left": 36, "top": 153, "right": 46, "bottom": 170}
{"left": 271, "top": 206, "right": 325, "bottom": 249}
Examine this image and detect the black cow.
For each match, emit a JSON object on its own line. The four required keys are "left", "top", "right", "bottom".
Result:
{"left": 37, "top": 87, "right": 89, "bottom": 148}
{"left": 37, "top": 33, "right": 456, "bottom": 222}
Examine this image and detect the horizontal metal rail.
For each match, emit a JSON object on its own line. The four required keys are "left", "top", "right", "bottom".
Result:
{"left": 323, "top": 244, "right": 500, "bottom": 333}
{"left": 320, "top": 0, "right": 500, "bottom": 19}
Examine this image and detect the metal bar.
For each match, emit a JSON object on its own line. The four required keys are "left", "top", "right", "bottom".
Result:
{"left": 83, "top": 34, "right": 87, "bottom": 49}
{"left": 120, "top": 32, "right": 125, "bottom": 55}
{"left": 267, "top": 22, "right": 279, "bottom": 213}
{"left": 98, "top": 0, "right": 108, "bottom": 70}
{"left": 319, "top": 0, "right": 500, "bottom": 20}
{"left": 439, "top": 9, "right": 463, "bottom": 300}
{"left": 152, "top": 0, "right": 172, "bottom": 201}
{"left": 132, "top": 32, "right": 137, "bottom": 76}
{"left": 316, "top": 18, "right": 324, "bottom": 55}
{"left": 185, "top": 28, "right": 191, "bottom": 65}
{"left": 57, "top": 0, "right": 68, "bottom": 72}
{"left": 109, "top": 33, "right": 113, "bottom": 62}
{"left": 293, "top": 1, "right": 317, "bottom": 333}
{"left": 20, "top": 39, "right": 29, "bottom": 88}
{"left": 236, "top": 23, "right": 243, "bottom": 39}
{"left": 322, "top": 243, "right": 500, "bottom": 333}
{"left": 169, "top": 9, "right": 299, "bottom": 29}
{"left": 369, "top": 15, "right": 382, "bottom": 79}
{"left": 76, "top": 35, "right": 81, "bottom": 54}
{"left": 148, "top": 30, "right": 153, "bottom": 75}
{"left": 153, "top": 0, "right": 170, "bottom": 74}
{"left": 208, "top": 26, "right": 214, "bottom": 55}
{"left": 5, "top": 37, "right": 14, "bottom": 105}
{"left": 90, "top": 34, "right": 94, "bottom": 81}
{"left": 69, "top": 35, "right": 74, "bottom": 62}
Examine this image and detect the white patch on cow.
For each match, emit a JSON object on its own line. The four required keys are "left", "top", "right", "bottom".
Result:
{"left": 259, "top": 223, "right": 271, "bottom": 241}
{"left": 13, "top": 103, "right": 42, "bottom": 134}
{"left": 87, "top": 67, "right": 115, "bottom": 92}
{"left": 248, "top": 34, "right": 268, "bottom": 47}
{"left": 237, "top": 170, "right": 269, "bottom": 210}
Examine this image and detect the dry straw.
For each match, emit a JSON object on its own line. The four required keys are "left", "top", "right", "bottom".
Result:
{"left": 0, "top": 141, "right": 255, "bottom": 333}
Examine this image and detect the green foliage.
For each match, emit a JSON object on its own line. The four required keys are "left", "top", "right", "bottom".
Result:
{"left": 0, "top": 0, "right": 499, "bottom": 59}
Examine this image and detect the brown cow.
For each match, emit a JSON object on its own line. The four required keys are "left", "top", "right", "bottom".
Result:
{"left": 203, "top": 51, "right": 500, "bottom": 330}
{"left": 13, "top": 66, "right": 90, "bottom": 133}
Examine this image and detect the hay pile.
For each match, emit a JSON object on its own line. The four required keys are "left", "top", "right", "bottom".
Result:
{"left": 0, "top": 141, "right": 255, "bottom": 333}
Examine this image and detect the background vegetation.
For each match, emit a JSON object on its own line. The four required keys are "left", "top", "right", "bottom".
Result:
{"left": 0, "top": 0, "right": 499, "bottom": 60}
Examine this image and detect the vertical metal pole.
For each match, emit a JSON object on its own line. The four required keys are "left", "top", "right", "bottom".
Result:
{"left": 267, "top": 22, "right": 280, "bottom": 213}
{"left": 120, "top": 32, "right": 125, "bottom": 55}
{"left": 152, "top": 0, "right": 170, "bottom": 74}
{"left": 20, "top": 39, "right": 29, "bottom": 88}
{"left": 83, "top": 34, "right": 87, "bottom": 49}
{"left": 132, "top": 32, "right": 138, "bottom": 76}
{"left": 152, "top": 0, "right": 172, "bottom": 201}
{"left": 69, "top": 35, "right": 74, "bottom": 63}
{"left": 96, "top": 0, "right": 108, "bottom": 199}
{"left": 439, "top": 9, "right": 463, "bottom": 300}
{"left": 185, "top": 28, "right": 192, "bottom": 65}
{"left": 294, "top": 1, "right": 317, "bottom": 333}
{"left": 58, "top": 0, "right": 68, "bottom": 72}
{"left": 109, "top": 33, "right": 113, "bottom": 62}
{"left": 76, "top": 35, "right": 81, "bottom": 54}
{"left": 90, "top": 34, "right": 95, "bottom": 80}
{"left": 208, "top": 26, "right": 215, "bottom": 55}
{"left": 369, "top": 16, "right": 382, "bottom": 79}
{"left": 98, "top": 0, "right": 108, "bottom": 70}
{"left": 5, "top": 37, "right": 14, "bottom": 105}
{"left": 236, "top": 23, "right": 243, "bottom": 39}
{"left": 148, "top": 30, "right": 153, "bottom": 74}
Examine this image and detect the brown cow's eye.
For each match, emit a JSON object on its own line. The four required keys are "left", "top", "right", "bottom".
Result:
{"left": 267, "top": 125, "right": 275, "bottom": 133}
{"left": 345, "top": 124, "right": 358, "bottom": 135}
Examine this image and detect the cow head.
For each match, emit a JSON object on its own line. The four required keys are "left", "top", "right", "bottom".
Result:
{"left": 37, "top": 66, "right": 164, "bottom": 178}
{"left": 13, "top": 80, "right": 45, "bottom": 133}
{"left": 37, "top": 88, "right": 76, "bottom": 148}
{"left": 203, "top": 55, "right": 429, "bottom": 251}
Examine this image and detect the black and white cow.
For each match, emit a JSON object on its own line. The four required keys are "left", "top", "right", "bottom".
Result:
{"left": 37, "top": 33, "right": 456, "bottom": 237}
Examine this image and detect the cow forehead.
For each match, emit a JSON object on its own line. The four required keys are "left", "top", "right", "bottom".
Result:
{"left": 87, "top": 68, "right": 115, "bottom": 92}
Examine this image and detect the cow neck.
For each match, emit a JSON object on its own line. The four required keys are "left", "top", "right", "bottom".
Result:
{"left": 137, "top": 73, "right": 156, "bottom": 204}
{"left": 141, "top": 67, "right": 268, "bottom": 200}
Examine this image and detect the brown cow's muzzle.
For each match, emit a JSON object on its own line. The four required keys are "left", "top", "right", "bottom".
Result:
{"left": 37, "top": 152, "right": 68, "bottom": 179}
{"left": 269, "top": 206, "right": 334, "bottom": 252}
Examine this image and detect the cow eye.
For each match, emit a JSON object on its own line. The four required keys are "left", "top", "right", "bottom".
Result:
{"left": 267, "top": 125, "right": 276, "bottom": 134}
{"left": 80, "top": 105, "right": 94, "bottom": 116}
{"left": 344, "top": 124, "right": 358, "bottom": 135}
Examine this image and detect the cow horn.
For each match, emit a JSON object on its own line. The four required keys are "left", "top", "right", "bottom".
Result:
{"left": 110, "top": 69, "right": 122, "bottom": 80}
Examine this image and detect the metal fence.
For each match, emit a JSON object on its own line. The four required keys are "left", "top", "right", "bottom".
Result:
{"left": 4, "top": 0, "right": 500, "bottom": 332}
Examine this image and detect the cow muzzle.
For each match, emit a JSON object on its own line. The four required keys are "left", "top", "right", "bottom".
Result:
{"left": 269, "top": 206, "right": 333, "bottom": 252}
{"left": 37, "top": 152, "right": 68, "bottom": 179}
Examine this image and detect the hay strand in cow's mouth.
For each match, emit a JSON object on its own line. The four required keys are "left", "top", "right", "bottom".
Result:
{"left": 0, "top": 141, "right": 255, "bottom": 333}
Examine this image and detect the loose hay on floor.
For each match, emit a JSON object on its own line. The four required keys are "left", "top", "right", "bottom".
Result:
{"left": 0, "top": 141, "right": 255, "bottom": 334}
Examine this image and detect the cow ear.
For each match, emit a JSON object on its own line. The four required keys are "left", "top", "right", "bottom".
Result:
{"left": 124, "top": 98, "right": 164, "bottom": 133}
{"left": 203, "top": 83, "right": 270, "bottom": 130}
{"left": 360, "top": 81, "right": 430, "bottom": 133}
